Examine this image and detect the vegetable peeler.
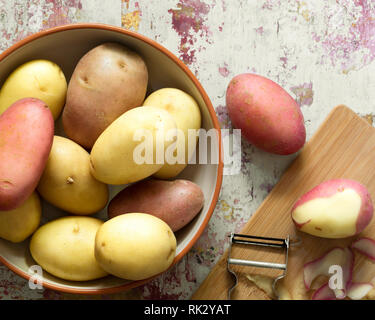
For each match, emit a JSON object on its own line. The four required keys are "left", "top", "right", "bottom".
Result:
{"left": 226, "top": 233, "right": 290, "bottom": 300}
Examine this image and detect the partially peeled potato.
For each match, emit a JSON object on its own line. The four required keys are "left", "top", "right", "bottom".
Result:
{"left": 292, "top": 179, "right": 373, "bottom": 239}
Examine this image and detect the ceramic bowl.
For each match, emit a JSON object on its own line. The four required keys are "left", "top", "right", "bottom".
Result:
{"left": 0, "top": 24, "right": 223, "bottom": 294}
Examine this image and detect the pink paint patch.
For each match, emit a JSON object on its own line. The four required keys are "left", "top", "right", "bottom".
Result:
{"left": 311, "top": 32, "right": 321, "bottom": 43}
{"left": 221, "top": 0, "right": 227, "bottom": 12}
{"left": 134, "top": 1, "right": 142, "bottom": 16}
{"left": 138, "top": 253, "right": 197, "bottom": 300}
{"left": 42, "top": 289, "right": 64, "bottom": 300}
{"left": 316, "top": 0, "right": 375, "bottom": 73}
{"left": 192, "top": 227, "right": 227, "bottom": 267}
{"left": 216, "top": 105, "right": 232, "bottom": 129}
{"left": 43, "top": 0, "right": 83, "bottom": 29}
{"left": 262, "top": 0, "right": 281, "bottom": 10}
{"left": 140, "top": 281, "right": 181, "bottom": 300}
{"left": 218, "top": 22, "right": 224, "bottom": 32}
{"left": 168, "top": 0, "right": 211, "bottom": 65}
{"left": 290, "top": 82, "right": 314, "bottom": 107}
{"left": 218, "top": 63, "right": 230, "bottom": 77}
{"left": 255, "top": 26, "right": 264, "bottom": 35}
{"left": 280, "top": 56, "right": 288, "bottom": 68}
{"left": 260, "top": 183, "right": 274, "bottom": 193}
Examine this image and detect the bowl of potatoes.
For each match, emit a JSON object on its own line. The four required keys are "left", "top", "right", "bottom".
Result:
{"left": 0, "top": 24, "right": 223, "bottom": 294}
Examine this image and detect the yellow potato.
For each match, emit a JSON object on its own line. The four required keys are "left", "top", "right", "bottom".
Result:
{"left": 0, "top": 59, "right": 67, "bottom": 120}
{"left": 37, "top": 136, "right": 109, "bottom": 215}
{"left": 143, "top": 88, "right": 201, "bottom": 179}
{"left": 0, "top": 192, "right": 41, "bottom": 243}
{"left": 90, "top": 106, "right": 177, "bottom": 185}
{"left": 95, "top": 213, "right": 176, "bottom": 280}
{"left": 30, "top": 216, "right": 108, "bottom": 281}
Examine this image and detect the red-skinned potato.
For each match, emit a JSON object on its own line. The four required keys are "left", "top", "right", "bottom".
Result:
{"left": 108, "top": 179, "right": 204, "bottom": 232}
{"left": 0, "top": 98, "right": 54, "bottom": 210}
{"left": 292, "top": 179, "right": 373, "bottom": 239}
{"left": 226, "top": 73, "right": 306, "bottom": 155}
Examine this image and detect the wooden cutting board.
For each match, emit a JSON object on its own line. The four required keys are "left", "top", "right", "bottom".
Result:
{"left": 193, "top": 105, "right": 375, "bottom": 300}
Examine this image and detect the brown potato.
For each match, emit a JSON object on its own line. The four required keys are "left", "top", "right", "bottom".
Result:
{"left": 108, "top": 179, "right": 204, "bottom": 231}
{"left": 62, "top": 42, "right": 148, "bottom": 149}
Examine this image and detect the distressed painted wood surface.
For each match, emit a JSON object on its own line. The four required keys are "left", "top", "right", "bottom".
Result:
{"left": 0, "top": 0, "right": 374, "bottom": 300}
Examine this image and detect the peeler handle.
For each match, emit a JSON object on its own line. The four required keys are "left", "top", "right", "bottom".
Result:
{"left": 228, "top": 258, "right": 286, "bottom": 270}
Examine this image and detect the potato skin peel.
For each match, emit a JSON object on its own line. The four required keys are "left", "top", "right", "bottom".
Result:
{"left": 312, "top": 283, "right": 336, "bottom": 300}
{"left": 351, "top": 237, "right": 375, "bottom": 261}
{"left": 303, "top": 247, "right": 354, "bottom": 298}
{"left": 246, "top": 274, "right": 291, "bottom": 300}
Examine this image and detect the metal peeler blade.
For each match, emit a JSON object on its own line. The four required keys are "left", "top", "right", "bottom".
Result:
{"left": 226, "top": 233, "right": 289, "bottom": 300}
